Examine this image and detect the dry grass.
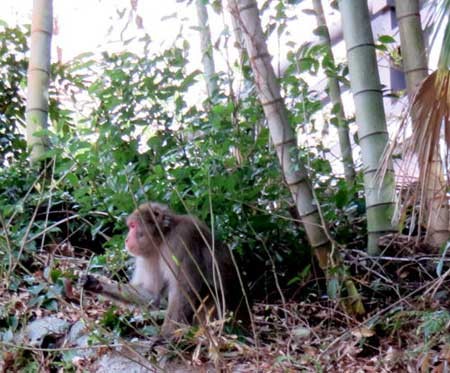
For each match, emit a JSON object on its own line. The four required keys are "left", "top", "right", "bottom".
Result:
{"left": 2, "top": 233, "right": 450, "bottom": 371}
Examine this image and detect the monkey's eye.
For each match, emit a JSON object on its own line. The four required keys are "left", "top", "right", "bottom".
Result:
{"left": 128, "top": 221, "right": 137, "bottom": 229}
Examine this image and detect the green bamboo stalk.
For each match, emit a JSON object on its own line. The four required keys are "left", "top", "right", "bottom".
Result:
{"left": 229, "top": 0, "right": 331, "bottom": 266}
{"left": 26, "top": 0, "right": 53, "bottom": 164}
{"left": 195, "top": 0, "right": 218, "bottom": 99}
{"left": 395, "top": 0, "right": 428, "bottom": 94}
{"left": 312, "top": 0, "right": 356, "bottom": 185}
{"left": 338, "top": 0, "right": 397, "bottom": 254}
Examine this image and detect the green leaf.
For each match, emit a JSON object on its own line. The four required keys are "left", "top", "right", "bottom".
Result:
{"left": 66, "top": 172, "right": 79, "bottom": 186}
{"left": 171, "top": 255, "right": 180, "bottom": 266}
{"left": 378, "top": 35, "right": 395, "bottom": 44}
{"left": 313, "top": 25, "right": 328, "bottom": 38}
{"left": 28, "top": 284, "right": 45, "bottom": 295}
{"left": 327, "top": 277, "right": 339, "bottom": 300}
{"left": 50, "top": 269, "right": 64, "bottom": 283}
{"left": 436, "top": 242, "right": 450, "bottom": 276}
{"left": 43, "top": 299, "right": 59, "bottom": 311}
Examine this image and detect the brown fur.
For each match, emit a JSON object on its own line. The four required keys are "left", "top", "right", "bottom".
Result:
{"left": 126, "top": 202, "right": 248, "bottom": 336}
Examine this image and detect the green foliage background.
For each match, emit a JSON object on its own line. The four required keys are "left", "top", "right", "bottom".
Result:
{"left": 0, "top": 16, "right": 364, "bottom": 303}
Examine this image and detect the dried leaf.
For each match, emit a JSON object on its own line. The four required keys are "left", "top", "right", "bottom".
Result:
{"left": 351, "top": 327, "right": 375, "bottom": 338}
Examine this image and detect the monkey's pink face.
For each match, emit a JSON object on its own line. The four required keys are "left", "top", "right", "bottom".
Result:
{"left": 125, "top": 219, "right": 140, "bottom": 257}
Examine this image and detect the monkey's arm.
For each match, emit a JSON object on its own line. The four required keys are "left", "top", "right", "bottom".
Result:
{"left": 80, "top": 274, "right": 161, "bottom": 308}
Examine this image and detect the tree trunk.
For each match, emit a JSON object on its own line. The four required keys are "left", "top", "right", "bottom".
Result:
{"left": 195, "top": 0, "right": 218, "bottom": 99}
{"left": 228, "top": 0, "right": 330, "bottom": 267}
{"left": 395, "top": 0, "right": 449, "bottom": 247}
{"left": 312, "top": 0, "right": 356, "bottom": 185}
{"left": 338, "top": 0, "right": 397, "bottom": 254}
{"left": 395, "top": 0, "right": 428, "bottom": 96}
{"left": 26, "top": 0, "right": 53, "bottom": 164}
{"left": 228, "top": 0, "right": 247, "bottom": 67}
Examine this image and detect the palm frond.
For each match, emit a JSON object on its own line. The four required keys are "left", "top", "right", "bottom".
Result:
{"left": 379, "top": 70, "right": 450, "bottom": 244}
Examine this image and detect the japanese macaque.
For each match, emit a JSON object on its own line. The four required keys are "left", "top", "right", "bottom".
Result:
{"left": 82, "top": 202, "right": 248, "bottom": 336}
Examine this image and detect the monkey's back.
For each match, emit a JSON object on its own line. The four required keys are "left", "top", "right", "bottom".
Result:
{"left": 163, "top": 214, "right": 246, "bottom": 320}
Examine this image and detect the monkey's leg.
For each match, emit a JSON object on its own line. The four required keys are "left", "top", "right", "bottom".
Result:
{"left": 161, "top": 283, "right": 201, "bottom": 337}
{"left": 80, "top": 274, "right": 160, "bottom": 308}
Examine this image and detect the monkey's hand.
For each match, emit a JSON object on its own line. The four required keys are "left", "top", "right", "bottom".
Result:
{"left": 79, "top": 274, "right": 162, "bottom": 308}
{"left": 79, "top": 274, "right": 103, "bottom": 292}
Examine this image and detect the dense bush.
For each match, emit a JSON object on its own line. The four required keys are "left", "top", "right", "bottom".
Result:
{"left": 0, "top": 20, "right": 364, "bottom": 300}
